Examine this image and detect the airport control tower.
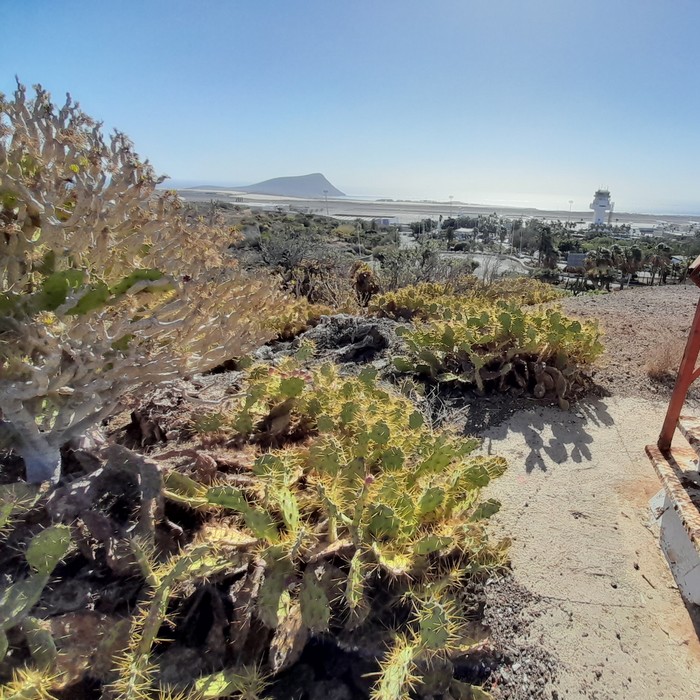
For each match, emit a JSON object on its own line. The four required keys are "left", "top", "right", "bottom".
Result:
{"left": 590, "top": 188, "right": 612, "bottom": 225}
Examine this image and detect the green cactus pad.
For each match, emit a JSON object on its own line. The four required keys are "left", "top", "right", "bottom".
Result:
{"left": 368, "top": 504, "right": 402, "bottom": 540}
{"left": 469, "top": 498, "right": 501, "bottom": 521}
{"left": 273, "top": 486, "right": 300, "bottom": 533}
{"left": 25, "top": 525, "right": 72, "bottom": 575}
{"left": 300, "top": 567, "right": 331, "bottom": 632}
{"left": 414, "top": 535, "right": 453, "bottom": 556}
{"left": 418, "top": 599, "right": 451, "bottom": 650}
{"left": 257, "top": 548, "right": 294, "bottom": 629}
{"left": 418, "top": 486, "right": 445, "bottom": 518}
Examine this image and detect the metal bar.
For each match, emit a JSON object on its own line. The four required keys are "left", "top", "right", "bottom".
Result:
{"left": 691, "top": 366, "right": 700, "bottom": 385}
{"left": 658, "top": 295, "right": 700, "bottom": 451}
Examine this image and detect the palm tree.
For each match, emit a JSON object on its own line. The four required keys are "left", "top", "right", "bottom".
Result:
{"left": 538, "top": 226, "right": 559, "bottom": 269}
{"left": 647, "top": 243, "right": 672, "bottom": 285}
{"left": 612, "top": 244, "right": 643, "bottom": 290}
{"left": 585, "top": 247, "right": 615, "bottom": 290}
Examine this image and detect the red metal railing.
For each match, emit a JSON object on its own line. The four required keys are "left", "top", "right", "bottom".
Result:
{"left": 658, "top": 254, "right": 700, "bottom": 451}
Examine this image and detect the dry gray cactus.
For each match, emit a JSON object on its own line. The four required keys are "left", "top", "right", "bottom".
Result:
{"left": 0, "top": 82, "right": 280, "bottom": 483}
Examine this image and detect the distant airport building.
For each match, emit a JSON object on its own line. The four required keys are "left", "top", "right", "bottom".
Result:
{"left": 590, "top": 189, "right": 612, "bottom": 225}
{"left": 632, "top": 225, "right": 658, "bottom": 237}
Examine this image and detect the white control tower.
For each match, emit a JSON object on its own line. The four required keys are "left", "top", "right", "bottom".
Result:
{"left": 590, "top": 189, "right": 612, "bottom": 225}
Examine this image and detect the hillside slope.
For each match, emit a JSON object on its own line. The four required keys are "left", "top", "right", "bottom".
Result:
{"left": 236, "top": 172, "right": 345, "bottom": 198}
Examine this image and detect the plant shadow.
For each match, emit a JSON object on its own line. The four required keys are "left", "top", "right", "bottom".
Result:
{"left": 470, "top": 397, "right": 615, "bottom": 474}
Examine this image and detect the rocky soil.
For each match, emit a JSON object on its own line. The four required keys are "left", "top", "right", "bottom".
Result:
{"left": 560, "top": 283, "right": 698, "bottom": 401}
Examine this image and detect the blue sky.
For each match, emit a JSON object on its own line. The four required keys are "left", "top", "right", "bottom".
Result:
{"left": 2, "top": 0, "right": 700, "bottom": 214}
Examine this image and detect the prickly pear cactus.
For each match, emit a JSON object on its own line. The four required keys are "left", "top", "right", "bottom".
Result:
{"left": 98, "top": 358, "right": 511, "bottom": 698}
{"left": 25, "top": 525, "right": 72, "bottom": 576}
{"left": 257, "top": 547, "right": 294, "bottom": 629}
{"left": 299, "top": 566, "right": 331, "bottom": 633}
{"left": 418, "top": 599, "right": 452, "bottom": 650}
{"left": 0, "top": 525, "right": 72, "bottom": 660}
{"left": 368, "top": 503, "right": 402, "bottom": 539}
{"left": 381, "top": 282, "right": 601, "bottom": 403}
{"left": 0, "top": 483, "right": 41, "bottom": 538}
{"left": 418, "top": 486, "right": 445, "bottom": 518}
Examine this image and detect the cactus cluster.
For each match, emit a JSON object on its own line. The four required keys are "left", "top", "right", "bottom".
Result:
{"left": 0, "top": 359, "right": 506, "bottom": 699}
{"left": 265, "top": 298, "right": 335, "bottom": 341}
{"left": 370, "top": 278, "right": 563, "bottom": 322}
{"left": 154, "top": 360, "right": 506, "bottom": 697}
{"left": 375, "top": 281, "right": 602, "bottom": 406}
{"left": 0, "top": 83, "right": 281, "bottom": 484}
{"left": 110, "top": 540, "right": 246, "bottom": 700}
{"left": 0, "top": 524, "right": 72, "bottom": 686}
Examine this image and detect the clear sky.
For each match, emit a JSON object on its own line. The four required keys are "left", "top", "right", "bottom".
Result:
{"left": 2, "top": 0, "right": 700, "bottom": 214}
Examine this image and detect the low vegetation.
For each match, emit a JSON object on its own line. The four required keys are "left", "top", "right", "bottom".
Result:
{"left": 370, "top": 278, "right": 563, "bottom": 322}
{"left": 372, "top": 281, "right": 601, "bottom": 409}
{"left": 1, "top": 85, "right": 606, "bottom": 699}
{"left": 645, "top": 341, "right": 682, "bottom": 382}
{"left": 0, "top": 84, "right": 280, "bottom": 484}
{"left": 0, "top": 361, "right": 507, "bottom": 699}
{"left": 266, "top": 297, "right": 337, "bottom": 341}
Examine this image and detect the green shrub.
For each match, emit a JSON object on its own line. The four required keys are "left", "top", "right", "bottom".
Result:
{"left": 532, "top": 268, "right": 561, "bottom": 283}
{"left": 370, "top": 277, "right": 563, "bottom": 322}
{"left": 265, "top": 297, "right": 336, "bottom": 340}
{"left": 392, "top": 303, "right": 602, "bottom": 407}
{"left": 0, "top": 84, "right": 280, "bottom": 484}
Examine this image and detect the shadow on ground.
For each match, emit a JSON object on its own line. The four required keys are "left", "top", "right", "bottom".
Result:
{"left": 473, "top": 398, "right": 615, "bottom": 473}
{"left": 684, "top": 601, "right": 700, "bottom": 643}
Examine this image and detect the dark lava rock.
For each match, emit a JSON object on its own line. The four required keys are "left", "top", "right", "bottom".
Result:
{"left": 250, "top": 313, "right": 407, "bottom": 372}
{"left": 299, "top": 314, "right": 405, "bottom": 363}
{"left": 308, "top": 679, "right": 354, "bottom": 700}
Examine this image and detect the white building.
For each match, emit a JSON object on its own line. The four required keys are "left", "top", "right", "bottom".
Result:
{"left": 590, "top": 189, "right": 612, "bottom": 225}
{"left": 374, "top": 217, "right": 398, "bottom": 228}
{"left": 632, "top": 225, "right": 658, "bottom": 238}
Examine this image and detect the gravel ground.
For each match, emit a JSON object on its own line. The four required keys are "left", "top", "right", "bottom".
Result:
{"left": 476, "top": 283, "right": 700, "bottom": 699}
{"left": 560, "top": 284, "right": 698, "bottom": 401}
{"left": 482, "top": 577, "right": 558, "bottom": 699}
{"left": 481, "top": 395, "right": 700, "bottom": 700}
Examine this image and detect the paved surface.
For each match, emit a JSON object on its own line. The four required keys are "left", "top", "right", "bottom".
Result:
{"left": 480, "top": 396, "right": 700, "bottom": 699}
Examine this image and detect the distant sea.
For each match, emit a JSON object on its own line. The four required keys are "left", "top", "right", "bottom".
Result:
{"left": 158, "top": 181, "right": 700, "bottom": 218}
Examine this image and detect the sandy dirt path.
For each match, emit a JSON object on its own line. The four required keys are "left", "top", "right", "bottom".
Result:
{"left": 481, "top": 395, "right": 700, "bottom": 699}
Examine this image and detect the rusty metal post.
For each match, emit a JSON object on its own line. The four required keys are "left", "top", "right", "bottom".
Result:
{"left": 657, "top": 254, "right": 700, "bottom": 451}
{"left": 658, "top": 297, "right": 700, "bottom": 451}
